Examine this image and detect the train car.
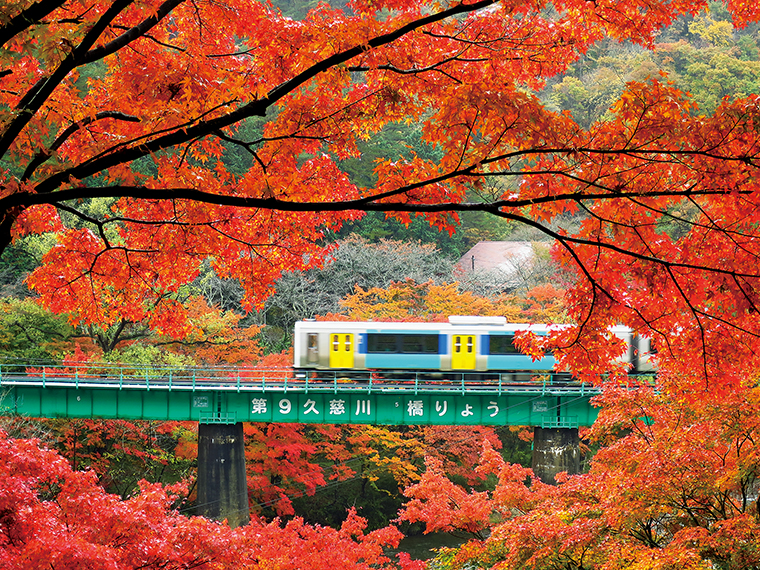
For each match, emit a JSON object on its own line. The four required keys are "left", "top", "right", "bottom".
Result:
{"left": 293, "top": 316, "right": 656, "bottom": 376}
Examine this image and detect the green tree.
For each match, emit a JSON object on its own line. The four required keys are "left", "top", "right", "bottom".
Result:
{"left": 0, "top": 297, "right": 76, "bottom": 363}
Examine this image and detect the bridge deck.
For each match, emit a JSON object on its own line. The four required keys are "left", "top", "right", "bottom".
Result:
{"left": 0, "top": 364, "right": 604, "bottom": 427}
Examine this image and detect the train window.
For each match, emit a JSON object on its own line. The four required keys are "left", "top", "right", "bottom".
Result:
{"left": 489, "top": 335, "right": 520, "bottom": 354}
{"left": 367, "top": 334, "right": 439, "bottom": 353}
{"left": 368, "top": 334, "right": 398, "bottom": 353}
{"left": 307, "top": 333, "right": 318, "bottom": 363}
{"left": 467, "top": 336, "right": 473, "bottom": 353}
{"left": 401, "top": 334, "right": 439, "bottom": 354}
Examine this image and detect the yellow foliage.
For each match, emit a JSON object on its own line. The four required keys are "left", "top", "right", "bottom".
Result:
{"left": 338, "top": 279, "right": 567, "bottom": 323}
{"left": 688, "top": 15, "right": 734, "bottom": 47}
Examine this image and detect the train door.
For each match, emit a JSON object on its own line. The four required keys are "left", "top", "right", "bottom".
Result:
{"left": 329, "top": 333, "right": 355, "bottom": 368}
{"left": 306, "top": 333, "right": 319, "bottom": 364}
{"left": 451, "top": 334, "right": 476, "bottom": 369}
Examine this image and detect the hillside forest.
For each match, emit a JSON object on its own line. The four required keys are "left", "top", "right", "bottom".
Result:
{"left": 4, "top": 0, "right": 760, "bottom": 569}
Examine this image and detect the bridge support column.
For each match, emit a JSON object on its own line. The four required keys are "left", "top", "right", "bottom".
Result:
{"left": 196, "top": 422, "right": 250, "bottom": 528}
{"left": 532, "top": 427, "right": 581, "bottom": 485}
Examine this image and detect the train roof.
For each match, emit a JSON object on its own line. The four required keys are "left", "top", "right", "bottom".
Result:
{"left": 294, "top": 319, "right": 569, "bottom": 333}
{"left": 294, "top": 318, "right": 634, "bottom": 335}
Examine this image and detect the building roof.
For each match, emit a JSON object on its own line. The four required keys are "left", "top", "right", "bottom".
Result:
{"left": 456, "top": 241, "right": 537, "bottom": 274}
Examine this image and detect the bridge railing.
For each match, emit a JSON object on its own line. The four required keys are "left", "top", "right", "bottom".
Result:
{"left": 0, "top": 362, "right": 612, "bottom": 396}
{"left": 0, "top": 362, "right": 294, "bottom": 389}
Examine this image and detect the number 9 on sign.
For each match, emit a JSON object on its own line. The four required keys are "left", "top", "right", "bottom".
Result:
{"left": 279, "top": 399, "right": 292, "bottom": 414}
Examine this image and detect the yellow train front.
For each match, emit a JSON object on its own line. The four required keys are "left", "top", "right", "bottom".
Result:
{"left": 293, "top": 316, "right": 656, "bottom": 379}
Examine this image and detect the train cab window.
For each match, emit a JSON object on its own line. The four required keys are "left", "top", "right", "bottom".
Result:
{"left": 489, "top": 335, "right": 520, "bottom": 354}
{"left": 307, "top": 333, "right": 319, "bottom": 363}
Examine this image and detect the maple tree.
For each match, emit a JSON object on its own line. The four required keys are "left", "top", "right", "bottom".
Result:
{"left": 414, "top": 426, "right": 504, "bottom": 487}
{"left": 398, "top": 382, "right": 760, "bottom": 570}
{"left": 243, "top": 423, "right": 425, "bottom": 522}
{"left": 47, "top": 418, "right": 196, "bottom": 497}
{"left": 237, "top": 420, "right": 502, "bottom": 526}
{"left": 0, "top": 292, "right": 263, "bottom": 365}
{"left": 243, "top": 422, "right": 336, "bottom": 517}
{"left": 0, "top": 400, "right": 197, "bottom": 499}
{"left": 146, "top": 295, "right": 262, "bottom": 365}
{"left": 0, "top": 428, "right": 423, "bottom": 569}
{"left": 3, "top": 0, "right": 760, "bottom": 382}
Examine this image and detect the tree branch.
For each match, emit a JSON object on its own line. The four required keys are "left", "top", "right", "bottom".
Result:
{"left": 22, "top": 111, "right": 141, "bottom": 182}
{"left": 0, "top": 0, "right": 135, "bottom": 159}
{"left": 31, "top": 0, "right": 500, "bottom": 193}
{"left": 81, "top": 0, "right": 185, "bottom": 64}
{"left": 0, "top": 0, "right": 69, "bottom": 48}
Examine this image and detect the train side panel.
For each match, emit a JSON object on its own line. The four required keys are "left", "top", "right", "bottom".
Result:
{"left": 486, "top": 353, "right": 555, "bottom": 371}
{"left": 294, "top": 320, "right": 653, "bottom": 375}
{"left": 363, "top": 353, "right": 441, "bottom": 370}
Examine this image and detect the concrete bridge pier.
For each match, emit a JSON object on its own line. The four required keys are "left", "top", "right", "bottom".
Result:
{"left": 196, "top": 422, "right": 250, "bottom": 528}
{"left": 531, "top": 427, "right": 581, "bottom": 485}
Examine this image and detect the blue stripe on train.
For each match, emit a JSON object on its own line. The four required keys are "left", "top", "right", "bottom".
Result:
{"left": 364, "top": 354, "right": 442, "bottom": 369}
{"left": 486, "top": 354, "right": 555, "bottom": 371}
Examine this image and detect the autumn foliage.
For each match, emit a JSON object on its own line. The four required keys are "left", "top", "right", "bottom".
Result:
{"left": 397, "top": 382, "right": 760, "bottom": 570}
{"left": 0, "top": 429, "right": 422, "bottom": 570}
{"left": 3, "top": 0, "right": 760, "bottom": 391}
{"left": 335, "top": 280, "right": 566, "bottom": 323}
{"left": 239, "top": 422, "right": 501, "bottom": 518}
{"left": 7, "top": 0, "right": 760, "bottom": 568}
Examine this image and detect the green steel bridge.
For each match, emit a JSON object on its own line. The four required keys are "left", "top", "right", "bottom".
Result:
{"left": 0, "top": 363, "right": 603, "bottom": 428}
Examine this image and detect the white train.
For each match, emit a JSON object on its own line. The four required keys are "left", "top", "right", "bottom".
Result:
{"left": 293, "top": 316, "right": 656, "bottom": 377}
